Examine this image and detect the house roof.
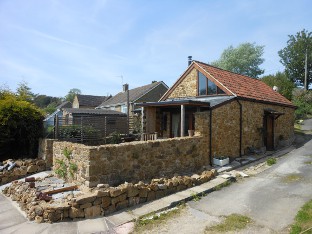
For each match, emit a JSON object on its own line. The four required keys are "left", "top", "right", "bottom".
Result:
{"left": 161, "top": 61, "right": 295, "bottom": 108}
{"left": 76, "top": 94, "right": 110, "bottom": 107}
{"left": 98, "top": 81, "right": 168, "bottom": 107}
{"left": 56, "top": 101, "right": 72, "bottom": 109}
{"left": 44, "top": 101, "right": 72, "bottom": 121}
{"left": 63, "top": 108, "right": 126, "bottom": 116}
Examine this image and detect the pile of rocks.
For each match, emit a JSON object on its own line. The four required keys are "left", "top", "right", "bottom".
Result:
{"left": 0, "top": 159, "right": 47, "bottom": 185}
{"left": 2, "top": 170, "right": 216, "bottom": 223}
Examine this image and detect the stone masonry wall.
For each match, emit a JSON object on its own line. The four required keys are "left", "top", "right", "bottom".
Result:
{"left": 53, "top": 136, "right": 209, "bottom": 188}
{"left": 240, "top": 100, "right": 295, "bottom": 151}
{"left": 0, "top": 159, "right": 47, "bottom": 185}
{"left": 209, "top": 100, "right": 295, "bottom": 158}
{"left": 38, "top": 139, "right": 56, "bottom": 168}
{"left": 168, "top": 68, "right": 197, "bottom": 98}
{"left": 3, "top": 169, "right": 216, "bottom": 223}
{"left": 145, "top": 106, "right": 157, "bottom": 133}
{"left": 211, "top": 101, "right": 241, "bottom": 157}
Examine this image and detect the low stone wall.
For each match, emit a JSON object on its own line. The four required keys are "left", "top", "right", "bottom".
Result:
{"left": 2, "top": 170, "right": 216, "bottom": 223}
{"left": 53, "top": 136, "right": 210, "bottom": 187}
{"left": 0, "top": 159, "right": 47, "bottom": 185}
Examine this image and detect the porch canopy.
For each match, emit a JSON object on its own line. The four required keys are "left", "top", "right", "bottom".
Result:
{"left": 135, "top": 96, "right": 235, "bottom": 137}
{"left": 264, "top": 108, "right": 284, "bottom": 119}
{"left": 136, "top": 99, "right": 210, "bottom": 137}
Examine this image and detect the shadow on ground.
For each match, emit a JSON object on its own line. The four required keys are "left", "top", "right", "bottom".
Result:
{"left": 294, "top": 130, "right": 312, "bottom": 148}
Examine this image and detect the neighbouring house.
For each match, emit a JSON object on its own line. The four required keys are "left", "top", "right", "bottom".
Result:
{"left": 73, "top": 94, "right": 111, "bottom": 109}
{"left": 97, "top": 81, "right": 169, "bottom": 132}
{"left": 43, "top": 101, "right": 72, "bottom": 127}
{"left": 137, "top": 59, "right": 296, "bottom": 160}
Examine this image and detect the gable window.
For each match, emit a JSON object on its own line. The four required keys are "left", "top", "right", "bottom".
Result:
{"left": 198, "top": 71, "right": 225, "bottom": 96}
{"left": 198, "top": 72, "right": 207, "bottom": 95}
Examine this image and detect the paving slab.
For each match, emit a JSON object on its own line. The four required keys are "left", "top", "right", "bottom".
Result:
{"left": 77, "top": 217, "right": 108, "bottom": 234}
{"left": 41, "top": 222, "right": 77, "bottom": 234}
{"left": 106, "top": 210, "right": 135, "bottom": 226}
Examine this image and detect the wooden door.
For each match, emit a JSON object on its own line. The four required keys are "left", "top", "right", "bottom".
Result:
{"left": 264, "top": 115, "right": 274, "bottom": 150}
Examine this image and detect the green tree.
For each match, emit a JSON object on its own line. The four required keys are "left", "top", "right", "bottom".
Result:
{"left": 0, "top": 94, "right": 44, "bottom": 160}
{"left": 292, "top": 89, "right": 312, "bottom": 119}
{"left": 261, "top": 72, "right": 295, "bottom": 100}
{"left": 278, "top": 29, "right": 312, "bottom": 90}
{"left": 212, "top": 42, "right": 265, "bottom": 78}
{"left": 16, "top": 81, "right": 34, "bottom": 102}
{"left": 43, "top": 102, "right": 59, "bottom": 115}
{"left": 65, "top": 88, "right": 81, "bottom": 102}
{"left": 0, "top": 85, "right": 15, "bottom": 99}
{"left": 33, "top": 95, "right": 63, "bottom": 109}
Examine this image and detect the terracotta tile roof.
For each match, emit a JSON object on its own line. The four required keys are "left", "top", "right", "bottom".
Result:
{"left": 98, "top": 81, "right": 168, "bottom": 107}
{"left": 194, "top": 61, "right": 295, "bottom": 107}
{"left": 76, "top": 95, "right": 110, "bottom": 108}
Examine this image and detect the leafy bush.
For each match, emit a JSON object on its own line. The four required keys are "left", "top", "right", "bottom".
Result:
{"left": 292, "top": 89, "right": 312, "bottom": 119}
{"left": 267, "top": 157, "right": 277, "bottom": 166}
{"left": 0, "top": 95, "right": 44, "bottom": 160}
{"left": 54, "top": 148, "right": 78, "bottom": 179}
{"left": 107, "top": 131, "right": 122, "bottom": 144}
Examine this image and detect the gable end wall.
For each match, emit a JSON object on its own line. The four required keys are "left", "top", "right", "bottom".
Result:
{"left": 168, "top": 68, "right": 197, "bottom": 98}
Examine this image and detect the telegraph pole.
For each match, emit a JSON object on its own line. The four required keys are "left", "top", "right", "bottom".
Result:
{"left": 123, "top": 83, "right": 130, "bottom": 136}
{"left": 305, "top": 48, "right": 308, "bottom": 90}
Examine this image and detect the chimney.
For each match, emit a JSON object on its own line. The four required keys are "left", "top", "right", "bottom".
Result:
{"left": 188, "top": 56, "right": 192, "bottom": 66}
{"left": 123, "top": 83, "right": 129, "bottom": 92}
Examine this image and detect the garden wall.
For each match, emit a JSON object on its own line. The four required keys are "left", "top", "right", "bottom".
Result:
{"left": 53, "top": 136, "right": 209, "bottom": 187}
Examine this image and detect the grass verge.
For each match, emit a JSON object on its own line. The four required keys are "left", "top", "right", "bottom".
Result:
{"left": 205, "top": 214, "right": 252, "bottom": 233}
{"left": 132, "top": 203, "right": 186, "bottom": 233}
{"left": 290, "top": 199, "right": 312, "bottom": 234}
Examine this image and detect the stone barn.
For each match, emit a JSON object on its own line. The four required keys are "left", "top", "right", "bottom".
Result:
{"left": 137, "top": 60, "right": 296, "bottom": 162}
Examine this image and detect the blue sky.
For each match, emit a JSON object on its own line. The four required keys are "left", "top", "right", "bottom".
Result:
{"left": 0, "top": 0, "right": 311, "bottom": 97}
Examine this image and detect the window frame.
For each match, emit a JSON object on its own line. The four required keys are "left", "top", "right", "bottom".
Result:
{"left": 197, "top": 71, "right": 226, "bottom": 96}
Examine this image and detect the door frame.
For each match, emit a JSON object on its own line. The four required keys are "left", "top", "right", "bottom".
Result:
{"left": 263, "top": 114, "right": 274, "bottom": 150}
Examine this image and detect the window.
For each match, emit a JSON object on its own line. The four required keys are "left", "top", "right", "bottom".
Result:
{"left": 121, "top": 105, "right": 128, "bottom": 114}
{"left": 208, "top": 80, "right": 217, "bottom": 95}
{"left": 198, "top": 72, "right": 207, "bottom": 95}
{"left": 198, "top": 71, "right": 225, "bottom": 96}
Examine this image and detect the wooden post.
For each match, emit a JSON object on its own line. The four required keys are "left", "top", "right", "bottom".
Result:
{"left": 54, "top": 115, "right": 59, "bottom": 139}
{"left": 141, "top": 107, "right": 145, "bottom": 134}
{"left": 181, "top": 105, "right": 185, "bottom": 137}
{"left": 104, "top": 116, "right": 107, "bottom": 144}
{"left": 80, "top": 116, "right": 83, "bottom": 143}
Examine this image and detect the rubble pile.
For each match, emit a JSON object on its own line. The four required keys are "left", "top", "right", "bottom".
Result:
{"left": 0, "top": 159, "right": 47, "bottom": 185}
{"left": 2, "top": 169, "right": 217, "bottom": 223}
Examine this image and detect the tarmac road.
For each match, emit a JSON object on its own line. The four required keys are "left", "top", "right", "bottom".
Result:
{"left": 142, "top": 132, "right": 312, "bottom": 233}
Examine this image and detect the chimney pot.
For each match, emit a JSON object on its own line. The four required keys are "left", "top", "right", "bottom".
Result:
{"left": 188, "top": 56, "right": 192, "bottom": 66}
